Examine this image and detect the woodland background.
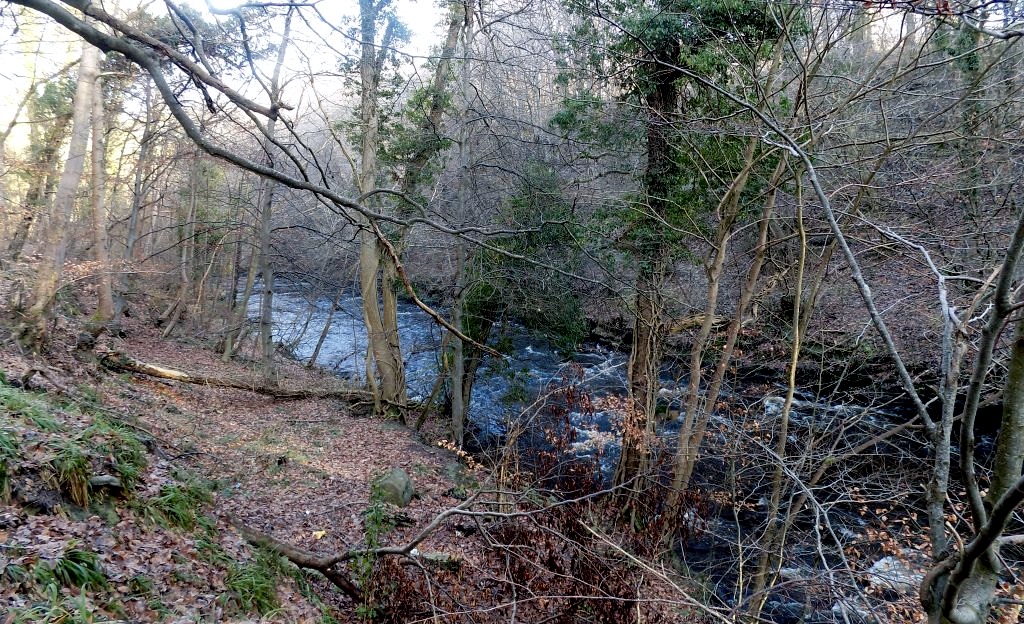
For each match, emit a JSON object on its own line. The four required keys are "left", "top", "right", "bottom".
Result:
{"left": 0, "top": 0, "right": 1023, "bottom": 622}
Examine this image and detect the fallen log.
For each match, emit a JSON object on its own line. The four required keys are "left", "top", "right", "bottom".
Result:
{"left": 231, "top": 520, "right": 362, "bottom": 602}
{"left": 99, "top": 350, "right": 372, "bottom": 402}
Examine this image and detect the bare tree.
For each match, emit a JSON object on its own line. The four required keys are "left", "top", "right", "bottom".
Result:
{"left": 19, "top": 37, "right": 97, "bottom": 348}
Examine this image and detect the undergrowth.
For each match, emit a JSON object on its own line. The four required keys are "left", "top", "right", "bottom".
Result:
{"left": 1, "top": 379, "right": 152, "bottom": 509}
{"left": 0, "top": 426, "right": 17, "bottom": 501}
{"left": 5, "top": 543, "right": 111, "bottom": 623}
{"left": 223, "top": 547, "right": 288, "bottom": 617}
{"left": 7, "top": 588, "right": 119, "bottom": 624}
{"left": 0, "top": 377, "right": 308, "bottom": 621}
{"left": 137, "top": 478, "right": 214, "bottom": 530}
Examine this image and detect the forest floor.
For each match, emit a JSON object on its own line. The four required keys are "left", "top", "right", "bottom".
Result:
{"left": 10, "top": 281, "right": 988, "bottom": 623}
{"left": 0, "top": 283, "right": 694, "bottom": 623}
{"left": 0, "top": 297, "right": 495, "bottom": 623}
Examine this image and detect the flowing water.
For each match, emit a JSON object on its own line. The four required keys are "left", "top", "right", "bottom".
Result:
{"left": 259, "top": 283, "right": 905, "bottom": 451}
{"left": 259, "top": 283, "right": 636, "bottom": 446}
{"left": 256, "top": 282, "right": 922, "bottom": 623}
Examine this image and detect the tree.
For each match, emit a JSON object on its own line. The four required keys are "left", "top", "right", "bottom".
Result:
{"left": 253, "top": 7, "right": 292, "bottom": 384}
{"left": 89, "top": 50, "right": 114, "bottom": 327}
{"left": 557, "top": 0, "right": 786, "bottom": 511}
{"left": 19, "top": 37, "right": 97, "bottom": 348}
{"left": 5, "top": 74, "right": 74, "bottom": 262}
{"left": 355, "top": 0, "right": 408, "bottom": 413}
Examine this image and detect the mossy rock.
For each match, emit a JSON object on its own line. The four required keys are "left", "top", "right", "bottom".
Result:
{"left": 376, "top": 468, "right": 414, "bottom": 508}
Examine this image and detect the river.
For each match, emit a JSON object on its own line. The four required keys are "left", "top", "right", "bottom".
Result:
{"left": 256, "top": 282, "right": 924, "bottom": 624}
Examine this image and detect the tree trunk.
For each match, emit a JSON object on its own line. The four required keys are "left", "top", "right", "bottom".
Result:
{"left": 90, "top": 58, "right": 115, "bottom": 326}
{"left": 613, "top": 57, "right": 680, "bottom": 506}
{"left": 161, "top": 155, "right": 198, "bottom": 339}
{"left": 19, "top": 41, "right": 97, "bottom": 348}
{"left": 747, "top": 172, "right": 806, "bottom": 616}
{"left": 307, "top": 282, "right": 345, "bottom": 369}
{"left": 100, "top": 351, "right": 370, "bottom": 402}
{"left": 7, "top": 112, "right": 71, "bottom": 262}
{"left": 359, "top": 231, "right": 406, "bottom": 410}
{"left": 223, "top": 233, "right": 258, "bottom": 361}
{"left": 671, "top": 138, "right": 760, "bottom": 495}
{"left": 255, "top": 9, "right": 292, "bottom": 386}
{"left": 357, "top": 0, "right": 406, "bottom": 413}
{"left": 614, "top": 254, "right": 666, "bottom": 502}
{"left": 449, "top": 4, "right": 475, "bottom": 446}
{"left": 124, "top": 77, "right": 154, "bottom": 263}
{"left": 0, "top": 80, "right": 40, "bottom": 246}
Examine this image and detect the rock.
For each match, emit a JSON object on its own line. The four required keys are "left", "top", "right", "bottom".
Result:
{"left": 376, "top": 468, "right": 414, "bottom": 507}
{"left": 88, "top": 475, "right": 123, "bottom": 489}
{"left": 778, "top": 567, "right": 807, "bottom": 582}
{"left": 421, "top": 551, "right": 462, "bottom": 571}
{"left": 831, "top": 599, "right": 874, "bottom": 623}
{"left": 764, "top": 396, "right": 785, "bottom": 417}
{"left": 763, "top": 599, "right": 805, "bottom": 624}
{"left": 866, "top": 555, "right": 922, "bottom": 596}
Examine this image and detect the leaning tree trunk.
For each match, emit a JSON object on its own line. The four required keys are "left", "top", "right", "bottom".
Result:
{"left": 7, "top": 112, "right": 71, "bottom": 262}
{"left": 670, "top": 137, "right": 759, "bottom": 495}
{"left": 19, "top": 42, "right": 97, "bottom": 348}
{"left": 0, "top": 74, "right": 44, "bottom": 248}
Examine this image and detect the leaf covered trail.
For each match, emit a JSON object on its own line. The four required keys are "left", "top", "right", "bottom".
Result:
{"left": 1, "top": 316, "right": 478, "bottom": 623}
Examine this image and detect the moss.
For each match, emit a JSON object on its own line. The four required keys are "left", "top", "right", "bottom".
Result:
{"left": 127, "top": 573, "right": 154, "bottom": 597}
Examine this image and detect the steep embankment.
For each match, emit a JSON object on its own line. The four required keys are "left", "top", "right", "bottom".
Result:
{"left": 0, "top": 365, "right": 328, "bottom": 621}
{"left": 0, "top": 310, "right": 485, "bottom": 622}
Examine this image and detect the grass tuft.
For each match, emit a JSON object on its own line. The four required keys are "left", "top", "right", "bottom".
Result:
{"left": 0, "top": 428, "right": 18, "bottom": 502}
{"left": 84, "top": 417, "right": 148, "bottom": 490}
{"left": 224, "top": 548, "right": 285, "bottom": 617}
{"left": 32, "top": 545, "right": 107, "bottom": 592}
{"left": 0, "top": 384, "right": 61, "bottom": 432}
{"left": 45, "top": 439, "right": 92, "bottom": 507}
{"left": 139, "top": 480, "right": 212, "bottom": 530}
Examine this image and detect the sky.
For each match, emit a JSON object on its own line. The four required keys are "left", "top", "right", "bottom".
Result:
{"left": 0, "top": 0, "right": 450, "bottom": 151}
{"left": 183, "top": 0, "right": 447, "bottom": 57}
